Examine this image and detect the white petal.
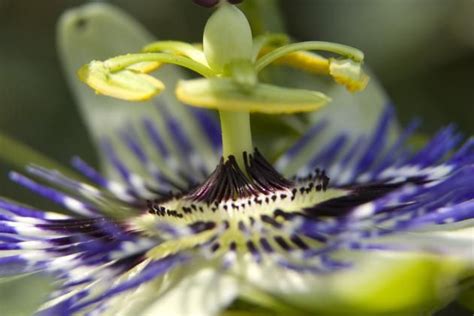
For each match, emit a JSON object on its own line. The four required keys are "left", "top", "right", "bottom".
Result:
{"left": 103, "top": 265, "right": 239, "bottom": 316}
{"left": 281, "top": 70, "right": 396, "bottom": 176}
{"left": 142, "top": 267, "right": 239, "bottom": 316}
{"left": 57, "top": 3, "right": 218, "bottom": 179}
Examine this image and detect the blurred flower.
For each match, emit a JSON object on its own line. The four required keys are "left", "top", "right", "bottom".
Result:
{"left": 0, "top": 2, "right": 472, "bottom": 316}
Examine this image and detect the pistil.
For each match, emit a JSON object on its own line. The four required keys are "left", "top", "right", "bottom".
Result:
{"left": 219, "top": 111, "right": 253, "bottom": 168}
{"left": 203, "top": 2, "right": 255, "bottom": 168}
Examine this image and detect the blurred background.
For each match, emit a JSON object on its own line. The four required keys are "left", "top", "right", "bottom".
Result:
{"left": 0, "top": 0, "right": 473, "bottom": 315}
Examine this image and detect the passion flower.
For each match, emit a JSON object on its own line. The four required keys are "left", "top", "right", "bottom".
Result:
{"left": 0, "top": 2, "right": 472, "bottom": 316}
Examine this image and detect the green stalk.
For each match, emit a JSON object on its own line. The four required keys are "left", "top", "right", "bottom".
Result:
{"left": 255, "top": 41, "right": 364, "bottom": 72}
{"left": 203, "top": 3, "right": 256, "bottom": 170}
{"left": 105, "top": 53, "right": 214, "bottom": 77}
{"left": 219, "top": 111, "right": 253, "bottom": 169}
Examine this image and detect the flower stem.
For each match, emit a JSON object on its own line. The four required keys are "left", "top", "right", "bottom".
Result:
{"left": 219, "top": 110, "right": 253, "bottom": 168}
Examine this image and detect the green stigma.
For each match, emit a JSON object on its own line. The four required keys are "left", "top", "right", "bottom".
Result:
{"left": 78, "top": 1, "right": 369, "bottom": 170}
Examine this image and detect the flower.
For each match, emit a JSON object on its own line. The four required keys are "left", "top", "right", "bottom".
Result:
{"left": 1, "top": 2, "right": 473, "bottom": 316}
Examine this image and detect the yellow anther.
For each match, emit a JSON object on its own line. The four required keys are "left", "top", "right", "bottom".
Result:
{"left": 127, "top": 61, "right": 162, "bottom": 73}
{"left": 176, "top": 78, "right": 330, "bottom": 114}
{"left": 78, "top": 61, "right": 164, "bottom": 101}
{"left": 329, "top": 58, "right": 369, "bottom": 92}
{"left": 259, "top": 47, "right": 330, "bottom": 75}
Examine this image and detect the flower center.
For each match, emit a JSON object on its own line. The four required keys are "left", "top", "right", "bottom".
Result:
{"left": 133, "top": 150, "right": 345, "bottom": 262}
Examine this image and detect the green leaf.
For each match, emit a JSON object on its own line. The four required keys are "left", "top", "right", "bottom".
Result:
{"left": 0, "top": 132, "right": 83, "bottom": 180}
{"left": 459, "top": 286, "right": 474, "bottom": 311}
{"left": 0, "top": 275, "right": 54, "bottom": 316}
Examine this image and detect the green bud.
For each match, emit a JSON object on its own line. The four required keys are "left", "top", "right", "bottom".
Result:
{"left": 203, "top": 3, "right": 253, "bottom": 74}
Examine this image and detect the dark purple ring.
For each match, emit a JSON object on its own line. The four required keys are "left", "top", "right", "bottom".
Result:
{"left": 193, "top": 0, "right": 243, "bottom": 8}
